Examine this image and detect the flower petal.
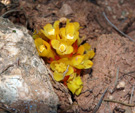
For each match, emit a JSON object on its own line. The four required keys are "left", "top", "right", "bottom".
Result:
{"left": 87, "top": 50, "right": 95, "bottom": 59}
{"left": 67, "top": 75, "right": 83, "bottom": 95}
{"left": 34, "top": 38, "right": 43, "bottom": 48}
{"left": 53, "top": 20, "right": 60, "bottom": 29}
{"left": 51, "top": 39, "right": 60, "bottom": 49}
{"left": 75, "top": 76, "right": 83, "bottom": 85}
{"left": 60, "top": 28, "right": 66, "bottom": 39}
{"left": 67, "top": 81, "right": 80, "bottom": 94}
{"left": 43, "top": 24, "right": 53, "bottom": 37}
{"left": 73, "top": 22, "right": 80, "bottom": 31}
{"left": 66, "top": 66, "right": 74, "bottom": 75}
{"left": 34, "top": 38, "right": 49, "bottom": 56}
{"left": 35, "top": 38, "right": 55, "bottom": 58}
{"left": 64, "top": 46, "right": 73, "bottom": 54}
{"left": 75, "top": 85, "right": 83, "bottom": 95}
{"left": 42, "top": 23, "right": 58, "bottom": 40}
{"left": 74, "top": 65, "right": 84, "bottom": 69}
{"left": 83, "top": 43, "right": 91, "bottom": 51}
{"left": 75, "top": 60, "right": 93, "bottom": 69}
{"left": 66, "top": 18, "right": 71, "bottom": 25}
{"left": 77, "top": 45, "right": 85, "bottom": 55}
{"left": 70, "top": 55, "right": 84, "bottom": 66}
{"left": 50, "top": 61, "right": 57, "bottom": 71}
{"left": 53, "top": 71, "right": 64, "bottom": 81}
{"left": 51, "top": 39, "right": 73, "bottom": 55}
{"left": 83, "top": 60, "right": 93, "bottom": 69}
{"left": 84, "top": 50, "right": 95, "bottom": 60}
{"left": 66, "top": 23, "right": 75, "bottom": 35}
{"left": 67, "top": 73, "right": 76, "bottom": 82}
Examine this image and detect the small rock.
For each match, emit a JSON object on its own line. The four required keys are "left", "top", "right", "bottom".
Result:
{"left": 116, "top": 81, "right": 126, "bottom": 89}
{"left": 1, "top": 0, "right": 11, "bottom": 5}
{"left": 113, "top": 15, "right": 116, "bottom": 19}
{"left": 119, "top": 0, "right": 124, "bottom": 5}
{"left": 0, "top": 17, "right": 58, "bottom": 113}
{"left": 107, "top": 6, "right": 112, "bottom": 11}
{"left": 59, "top": 4, "right": 73, "bottom": 16}
{"left": 108, "top": 95, "right": 113, "bottom": 100}
{"left": 36, "top": 4, "right": 41, "bottom": 9}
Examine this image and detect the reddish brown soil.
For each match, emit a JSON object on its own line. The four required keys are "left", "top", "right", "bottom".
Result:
{"left": 0, "top": 0, "right": 135, "bottom": 113}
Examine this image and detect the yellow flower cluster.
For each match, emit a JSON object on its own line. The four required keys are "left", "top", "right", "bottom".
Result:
{"left": 33, "top": 18, "right": 95, "bottom": 95}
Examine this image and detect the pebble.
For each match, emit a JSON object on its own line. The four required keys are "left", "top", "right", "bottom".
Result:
{"left": 112, "top": 15, "right": 116, "bottom": 19}
{"left": 107, "top": 6, "right": 112, "bottom": 11}
{"left": 119, "top": 0, "right": 124, "bottom": 5}
{"left": 59, "top": 4, "right": 73, "bottom": 16}
{"left": 108, "top": 95, "right": 113, "bottom": 100}
{"left": 116, "top": 81, "right": 125, "bottom": 89}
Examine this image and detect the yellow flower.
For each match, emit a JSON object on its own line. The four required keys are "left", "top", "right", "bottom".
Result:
{"left": 34, "top": 38, "right": 55, "bottom": 58}
{"left": 33, "top": 30, "right": 48, "bottom": 41}
{"left": 77, "top": 43, "right": 95, "bottom": 59}
{"left": 60, "top": 22, "right": 80, "bottom": 45}
{"left": 33, "top": 19, "right": 95, "bottom": 96}
{"left": 41, "top": 20, "right": 60, "bottom": 40}
{"left": 67, "top": 74, "right": 83, "bottom": 95}
{"left": 70, "top": 54, "right": 93, "bottom": 69}
{"left": 77, "top": 45, "right": 85, "bottom": 55}
{"left": 84, "top": 50, "right": 95, "bottom": 60}
{"left": 51, "top": 39, "right": 73, "bottom": 55}
{"left": 50, "top": 58, "right": 74, "bottom": 81}
{"left": 71, "top": 43, "right": 95, "bottom": 69}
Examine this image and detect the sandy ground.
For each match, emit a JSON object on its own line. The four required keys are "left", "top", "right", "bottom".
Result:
{"left": 0, "top": 0, "right": 135, "bottom": 112}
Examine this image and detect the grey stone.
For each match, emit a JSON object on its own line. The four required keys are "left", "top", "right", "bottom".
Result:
{"left": 0, "top": 17, "right": 58, "bottom": 113}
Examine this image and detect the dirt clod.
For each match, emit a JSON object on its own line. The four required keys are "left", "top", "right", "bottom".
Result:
{"left": 59, "top": 4, "right": 73, "bottom": 16}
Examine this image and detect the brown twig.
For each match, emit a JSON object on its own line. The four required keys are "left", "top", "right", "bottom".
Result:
{"left": 46, "top": 65, "right": 55, "bottom": 81}
{"left": 103, "top": 12, "right": 135, "bottom": 42}
{"left": 104, "top": 99, "right": 135, "bottom": 107}
{"left": 110, "top": 67, "right": 119, "bottom": 94}
{"left": 0, "top": 58, "right": 21, "bottom": 75}
{"left": 123, "top": 17, "right": 135, "bottom": 34}
{"left": 81, "top": 89, "right": 93, "bottom": 94}
{"left": 92, "top": 87, "right": 108, "bottom": 113}
{"left": 59, "top": 103, "right": 78, "bottom": 113}
{"left": 1, "top": 9, "right": 20, "bottom": 17}
{"left": 1, "top": 9, "right": 28, "bottom": 27}
{"left": 0, "top": 106, "right": 13, "bottom": 113}
{"left": 120, "top": 71, "right": 135, "bottom": 80}
{"left": 105, "top": 102, "right": 112, "bottom": 113}
{"left": 123, "top": 71, "right": 135, "bottom": 76}
{"left": 0, "top": 64, "right": 14, "bottom": 75}
{"left": 130, "top": 85, "right": 134, "bottom": 104}
{"left": 94, "top": 15, "right": 110, "bottom": 34}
